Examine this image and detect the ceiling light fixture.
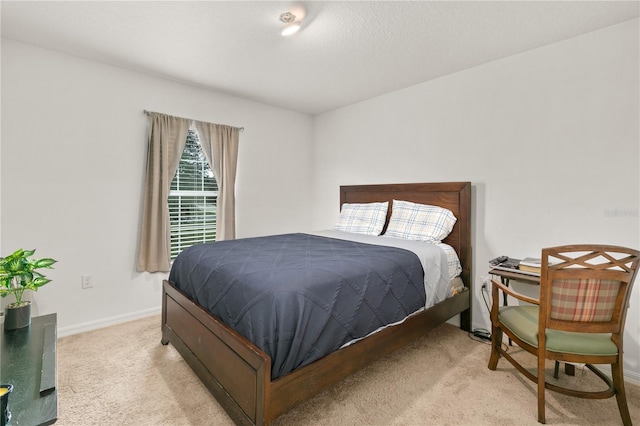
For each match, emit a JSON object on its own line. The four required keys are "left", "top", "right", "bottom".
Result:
{"left": 279, "top": 12, "right": 301, "bottom": 36}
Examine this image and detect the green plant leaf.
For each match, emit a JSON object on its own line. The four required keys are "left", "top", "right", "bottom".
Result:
{"left": 32, "top": 277, "right": 52, "bottom": 287}
{"left": 10, "top": 249, "right": 25, "bottom": 258}
{"left": 6, "top": 259, "right": 25, "bottom": 273}
{"left": 18, "top": 272, "right": 33, "bottom": 285}
{"left": 33, "top": 258, "right": 57, "bottom": 268}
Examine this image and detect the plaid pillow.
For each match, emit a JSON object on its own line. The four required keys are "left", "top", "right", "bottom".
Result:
{"left": 333, "top": 202, "right": 389, "bottom": 236}
{"left": 550, "top": 278, "right": 619, "bottom": 322}
{"left": 384, "top": 200, "right": 457, "bottom": 242}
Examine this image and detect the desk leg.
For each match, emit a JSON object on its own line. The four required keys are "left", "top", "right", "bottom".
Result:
{"left": 500, "top": 277, "right": 512, "bottom": 346}
{"left": 553, "top": 361, "right": 576, "bottom": 379}
{"left": 501, "top": 277, "right": 509, "bottom": 307}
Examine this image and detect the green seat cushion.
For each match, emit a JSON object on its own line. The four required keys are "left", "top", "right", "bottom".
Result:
{"left": 498, "top": 306, "right": 618, "bottom": 356}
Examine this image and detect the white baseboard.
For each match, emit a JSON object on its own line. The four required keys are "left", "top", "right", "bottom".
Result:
{"left": 625, "top": 370, "right": 640, "bottom": 386}
{"left": 596, "top": 364, "right": 640, "bottom": 386}
{"left": 57, "top": 307, "right": 161, "bottom": 338}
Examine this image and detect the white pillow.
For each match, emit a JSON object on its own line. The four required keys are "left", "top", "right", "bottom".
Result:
{"left": 384, "top": 200, "right": 457, "bottom": 242}
{"left": 333, "top": 202, "right": 389, "bottom": 236}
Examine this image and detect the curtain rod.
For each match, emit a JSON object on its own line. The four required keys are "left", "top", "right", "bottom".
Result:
{"left": 143, "top": 109, "right": 244, "bottom": 132}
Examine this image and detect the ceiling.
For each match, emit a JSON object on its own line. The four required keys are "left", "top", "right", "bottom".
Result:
{"left": 1, "top": 1, "right": 638, "bottom": 115}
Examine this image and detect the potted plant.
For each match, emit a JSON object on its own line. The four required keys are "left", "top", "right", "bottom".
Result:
{"left": 0, "top": 249, "right": 57, "bottom": 330}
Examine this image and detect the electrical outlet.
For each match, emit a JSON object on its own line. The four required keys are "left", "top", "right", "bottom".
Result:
{"left": 81, "top": 274, "right": 94, "bottom": 289}
{"left": 480, "top": 275, "right": 490, "bottom": 291}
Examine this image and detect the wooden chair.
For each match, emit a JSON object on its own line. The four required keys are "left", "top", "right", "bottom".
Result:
{"left": 488, "top": 244, "right": 640, "bottom": 425}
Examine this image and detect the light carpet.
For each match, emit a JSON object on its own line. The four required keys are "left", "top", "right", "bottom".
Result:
{"left": 55, "top": 315, "right": 639, "bottom": 425}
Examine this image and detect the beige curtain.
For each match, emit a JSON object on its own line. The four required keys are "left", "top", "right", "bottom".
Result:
{"left": 137, "top": 113, "right": 191, "bottom": 272}
{"left": 194, "top": 121, "right": 240, "bottom": 241}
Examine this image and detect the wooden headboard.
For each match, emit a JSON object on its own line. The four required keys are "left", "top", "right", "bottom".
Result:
{"left": 339, "top": 182, "right": 472, "bottom": 290}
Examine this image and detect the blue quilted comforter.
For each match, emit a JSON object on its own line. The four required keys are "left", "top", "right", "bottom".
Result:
{"left": 169, "top": 233, "right": 426, "bottom": 379}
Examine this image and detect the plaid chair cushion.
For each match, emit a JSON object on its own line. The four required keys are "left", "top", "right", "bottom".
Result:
{"left": 333, "top": 202, "right": 389, "bottom": 236}
{"left": 384, "top": 200, "right": 457, "bottom": 242}
{"left": 550, "top": 278, "right": 619, "bottom": 322}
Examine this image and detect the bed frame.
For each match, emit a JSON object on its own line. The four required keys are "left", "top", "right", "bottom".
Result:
{"left": 161, "top": 182, "right": 472, "bottom": 425}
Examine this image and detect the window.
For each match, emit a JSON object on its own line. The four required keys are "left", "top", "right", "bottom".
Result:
{"left": 168, "top": 128, "right": 217, "bottom": 258}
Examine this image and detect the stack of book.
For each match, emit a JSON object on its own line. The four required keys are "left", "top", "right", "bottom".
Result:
{"left": 489, "top": 256, "right": 560, "bottom": 276}
{"left": 518, "top": 257, "right": 543, "bottom": 274}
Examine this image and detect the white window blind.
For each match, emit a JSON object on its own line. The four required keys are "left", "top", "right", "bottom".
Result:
{"left": 168, "top": 128, "right": 217, "bottom": 259}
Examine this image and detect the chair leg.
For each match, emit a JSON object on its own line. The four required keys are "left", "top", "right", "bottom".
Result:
{"left": 538, "top": 353, "right": 546, "bottom": 424}
{"left": 611, "top": 360, "right": 632, "bottom": 426}
{"left": 488, "top": 325, "right": 502, "bottom": 370}
{"left": 553, "top": 361, "right": 559, "bottom": 379}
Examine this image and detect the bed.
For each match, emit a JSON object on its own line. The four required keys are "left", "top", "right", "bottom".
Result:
{"left": 161, "top": 181, "right": 472, "bottom": 425}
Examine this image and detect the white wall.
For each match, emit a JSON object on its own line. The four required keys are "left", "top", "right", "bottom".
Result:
{"left": 0, "top": 39, "right": 313, "bottom": 335}
{"left": 312, "top": 19, "right": 640, "bottom": 380}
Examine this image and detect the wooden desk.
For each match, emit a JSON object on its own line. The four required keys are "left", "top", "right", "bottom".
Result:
{"left": 489, "top": 267, "right": 540, "bottom": 285}
{"left": 1, "top": 313, "right": 57, "bottom": 425}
